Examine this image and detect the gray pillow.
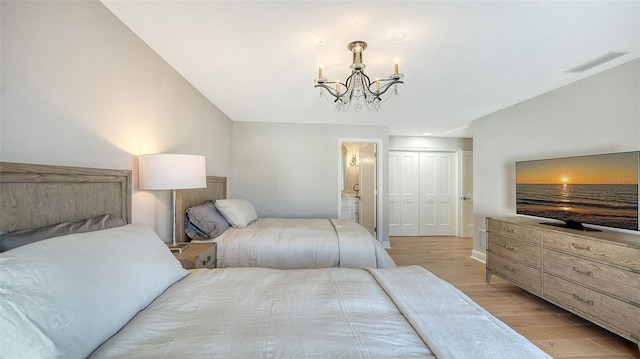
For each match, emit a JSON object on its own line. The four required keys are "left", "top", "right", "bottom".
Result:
{"left": 0, "top": 214, "right": 126, "bottom": 252}
{"left": 185, "top": 201, "right": 231, "bottom": 241}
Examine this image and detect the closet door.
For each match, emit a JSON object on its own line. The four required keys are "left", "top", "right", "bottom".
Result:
{"left": 389, "top": 151, "right": 419, "bottom": 236}
{"left": 419, "top": 152, "right": 456, "bottom": 236}
{"left": 399, "top": 152, "right": 420, "bottom": 236}
{"left": 388, "top": 152, "right": 401, "bottom": 236}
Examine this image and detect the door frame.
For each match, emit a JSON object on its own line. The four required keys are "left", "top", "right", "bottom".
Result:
{"left": 458, "top": 149, "right": 474, "bottom": 237}
{"left": 338, "top": 138, "right": 384, "bottom": 244}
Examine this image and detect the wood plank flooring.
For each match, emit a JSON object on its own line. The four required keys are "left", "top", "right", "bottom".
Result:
{"left": 386, "top": 236, "right": 640, "bottom": 359}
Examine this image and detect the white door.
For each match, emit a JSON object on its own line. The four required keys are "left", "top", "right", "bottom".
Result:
{"left": 359, "top": 144, "right": 377, "bottom": 237}
{"left": 388, "top": 152, "right": 401, "bottom": 236}
{"left": 389, "top": 151, "right": 420, "bottom": 236}
{"left": 399, "top": 152, "right": 420, "bottom": 236}
{"left": 419, "top": 152, "right": 456, "bottom": 236}
{"left": 460, "top": 150, "right": 474, "bottom": 237}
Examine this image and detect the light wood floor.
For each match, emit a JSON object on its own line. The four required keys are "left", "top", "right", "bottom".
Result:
{"left": 386, "top": 236, "right": 640, "bottom": 359}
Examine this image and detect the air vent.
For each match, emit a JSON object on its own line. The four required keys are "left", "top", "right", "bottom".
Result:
{"left": 479, "top": 230, "right": 487, "bottom": 249}
{"left": 567, "top": 52, "right": 628, "bottom": 73}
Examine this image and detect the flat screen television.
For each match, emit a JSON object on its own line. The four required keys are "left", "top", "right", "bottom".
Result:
{"left": 516, "top": 151, "right": 639, "bottom": 232}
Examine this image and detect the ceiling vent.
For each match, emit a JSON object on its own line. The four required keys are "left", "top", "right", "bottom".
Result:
{"left": 567, "top": 52, "right": 628, "bottom": 73}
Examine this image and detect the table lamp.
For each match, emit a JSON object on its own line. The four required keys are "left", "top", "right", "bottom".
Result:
{"left": 139, "top": 154, "right": 206, "bottom": 252}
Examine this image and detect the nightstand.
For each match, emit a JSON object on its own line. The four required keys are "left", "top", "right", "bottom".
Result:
{"left": 171, "top": 242, "right": 216, "bottom": 269}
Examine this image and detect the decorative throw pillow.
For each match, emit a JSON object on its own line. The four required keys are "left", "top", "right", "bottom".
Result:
{"left": 0, "top": 224, "right": 187, "bottom": 359}
{"left": 0, "top": 214, "right": 126, "bottom": 252}
{"left": 215, "top": 199, "right": 258, "bottom": 228}
{"left": 185, "top": 201, "right": 231, "bottom": 240}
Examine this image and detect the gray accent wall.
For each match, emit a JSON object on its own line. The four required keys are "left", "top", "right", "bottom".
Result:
{"left": 470, "top": 59, "right": 640, "bottom": 260}
{"left": 1, "top": 0, "right": 233, "bottom": 241}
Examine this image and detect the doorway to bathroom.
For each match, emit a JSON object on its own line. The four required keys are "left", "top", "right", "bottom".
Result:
{"left": 338, "top": 139, "right": 381, "bottom": 240}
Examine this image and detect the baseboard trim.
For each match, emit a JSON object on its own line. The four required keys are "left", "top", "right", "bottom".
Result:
{"left": 471, "top": 249, "right": 486, "bottom": 263}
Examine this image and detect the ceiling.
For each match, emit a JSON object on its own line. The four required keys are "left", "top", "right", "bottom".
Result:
{"left": 101, "top": 1, "right": 639, "bottom": 138}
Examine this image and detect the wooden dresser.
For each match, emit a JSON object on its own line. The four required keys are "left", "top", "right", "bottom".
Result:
{"left": 486, "top": 217, "right": 640, "bottom": 346}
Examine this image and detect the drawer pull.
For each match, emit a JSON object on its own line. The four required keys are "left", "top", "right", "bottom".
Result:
{"left": 571, "top": 243, "right": 593, "bottom": 251}
{"left": 503, "top": 227, "right": 516, "bottom": 234}
{"left": 572, "top": 267, "right": 593, "bottom": 277}
{"left": 572, "top": 294, "right": 594, "bottom": 306}
{"left": 504, "top": 245, "right": 517, "bottom": 251}
{"left": 504, "top": 265, "right": 516, "bottom": 272}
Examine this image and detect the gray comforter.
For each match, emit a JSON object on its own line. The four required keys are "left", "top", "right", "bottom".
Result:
{"left": 200, "top": 218, "right": 396, "bottom": 269}
{"left": 90, "top": 266, "right": 551, "bottom": 359}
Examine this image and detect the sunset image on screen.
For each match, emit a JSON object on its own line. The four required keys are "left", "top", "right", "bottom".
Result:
{"left": 516, "top": 152, "right": 639, "bottom": 185}
{"left": 516, "top": 152, "right": 639, "bottom": 231}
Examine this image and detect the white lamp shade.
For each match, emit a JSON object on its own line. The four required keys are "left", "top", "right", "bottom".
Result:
{"left": 139, "top": 154, "right": 207, "bottom": 190}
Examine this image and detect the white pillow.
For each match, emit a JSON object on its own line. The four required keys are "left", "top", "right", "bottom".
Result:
{"left": 215, "top": 199, "right": 258, "bottom": 228}
{"left": 0, "top": 224, "right": 188, "bottom": 359}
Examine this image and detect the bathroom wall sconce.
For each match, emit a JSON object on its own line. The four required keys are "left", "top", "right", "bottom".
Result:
{"left": 349, "top": 153, "right": 359, "bottom": 168}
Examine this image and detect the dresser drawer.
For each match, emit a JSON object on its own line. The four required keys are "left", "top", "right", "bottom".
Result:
{"left": 544, "top": 274, "right": 640, "bottom": 339}
{"left": 544, "top": 232, "right": 640, "bottom": 271}
{"left": 487, "top": 234, "right": 541, "bottom": 267}
{"left": 488, "top": 252, "right": 542, "bottom": 292}
{"left": 488, "top": 219, "right": 542, "bottom": 245}
{"left": 544, "top": 249, "right": 640, "bottom": 305}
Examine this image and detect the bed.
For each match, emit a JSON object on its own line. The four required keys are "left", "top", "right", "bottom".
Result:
{"left": 175, "top": 177, "right": 395, "bottom": 269}
{"left": 0, "top": 162, "right": 552, "bottom": 359}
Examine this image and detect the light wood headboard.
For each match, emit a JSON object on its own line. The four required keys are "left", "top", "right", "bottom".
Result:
{"left": 0, "top": 162, "right": 132, "bottom": 233}
{"left": 175, "top": 176, "right": 227, "bottom": 243}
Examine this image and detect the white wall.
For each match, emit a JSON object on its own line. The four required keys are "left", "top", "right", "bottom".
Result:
{"left": 471, "top": 59, "right": 640, "bottom": 260}
{"left": 0, "top": 0, "right": 233, "bottom": 241}
{"left": 389, "top": 136, "right": 472, "bottom": 151}
{"left": 231, "top": 121, "right": 390, "bottom": 245}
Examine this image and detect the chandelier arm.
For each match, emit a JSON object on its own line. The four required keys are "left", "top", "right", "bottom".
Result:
{"left": 314, "top": 83, "right": 344, "bottom": 99}
{"left": 365, "top": 77, "right": 401, "bottom": 93}
{"left": 315, "top": 84, "right": 352, "bottom": 104}
{"left": 375, "top": 80, "right": 404, "bottom": 97}
{"left": 358, "top": 71, "right": 377, "bottom": 98}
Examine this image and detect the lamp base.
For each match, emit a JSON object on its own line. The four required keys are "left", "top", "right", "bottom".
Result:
{"left": 168, "top": 243, "right": 189, "bottom": 253}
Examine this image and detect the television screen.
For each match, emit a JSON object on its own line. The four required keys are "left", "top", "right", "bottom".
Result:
{"left": 516, "top": 151, "right": 639, "bottom": 232}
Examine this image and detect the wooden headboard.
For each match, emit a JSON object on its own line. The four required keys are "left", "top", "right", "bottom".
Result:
{"left": 175, "top": 176, "right": 227, "bottom": 243}
{"left": 0, "top": 162, "right": 132, "bottom": 233}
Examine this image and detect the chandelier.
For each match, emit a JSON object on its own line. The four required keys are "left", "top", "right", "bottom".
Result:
{"left": 314, "top": 41, "right": 404, "bottom": 112}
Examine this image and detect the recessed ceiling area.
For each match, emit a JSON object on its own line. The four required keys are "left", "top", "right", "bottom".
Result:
{"left": 101, "top": 1, "right": 639, "bottom": 138}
